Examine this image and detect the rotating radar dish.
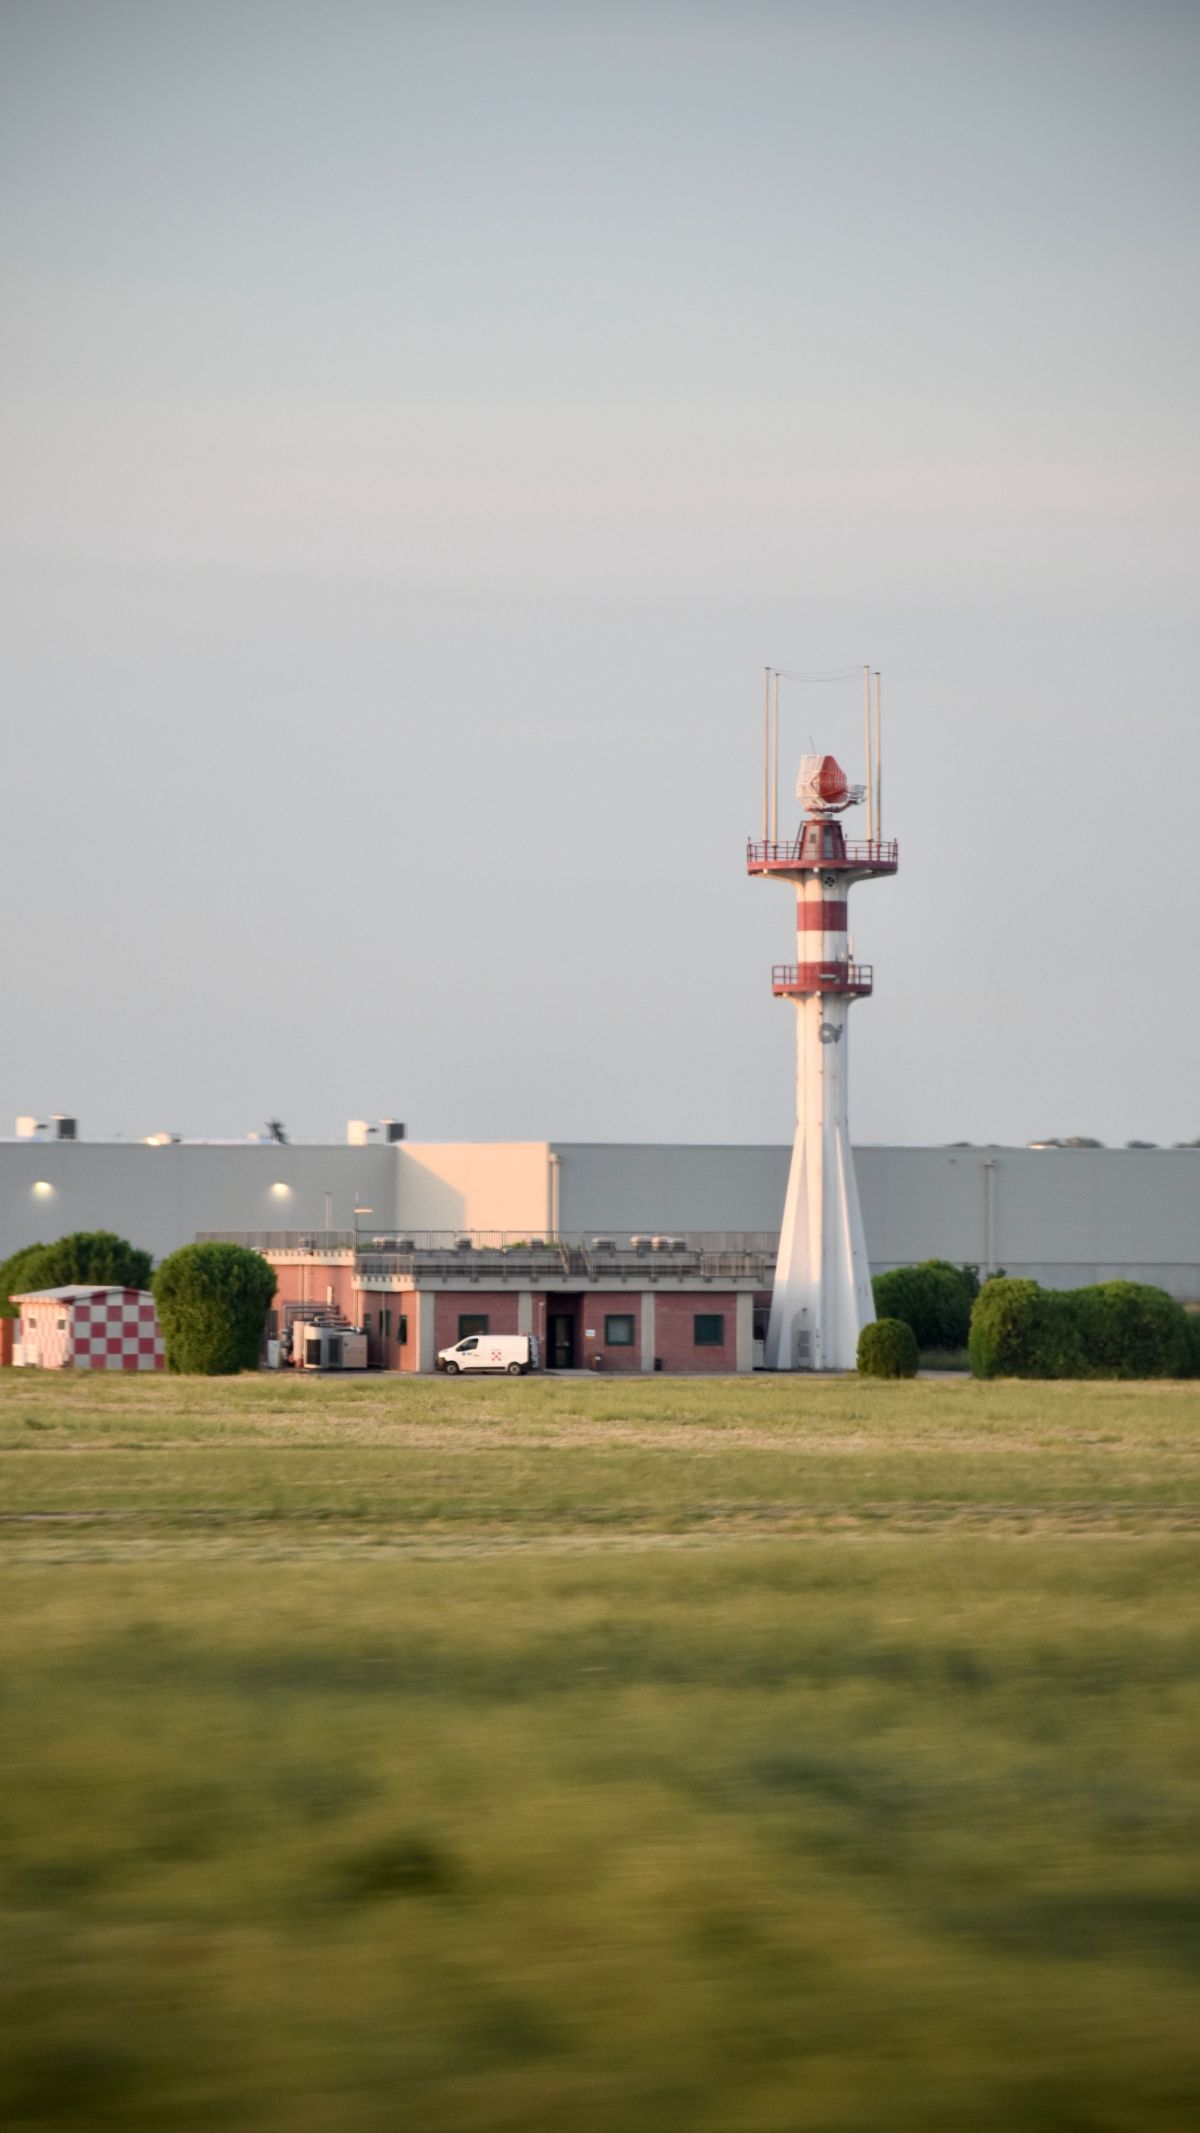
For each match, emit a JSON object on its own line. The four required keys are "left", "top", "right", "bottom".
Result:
{"left": 797, "top": 753, "right": 866, "bottom": 816}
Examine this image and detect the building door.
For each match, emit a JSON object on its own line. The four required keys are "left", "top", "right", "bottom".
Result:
{"left": 547, "top": 1311, "right": 576, "bottom": 1370}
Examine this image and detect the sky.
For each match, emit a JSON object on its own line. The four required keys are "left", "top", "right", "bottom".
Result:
{"left": 2, "top": 0, "right": 1198, "bottom": 1149}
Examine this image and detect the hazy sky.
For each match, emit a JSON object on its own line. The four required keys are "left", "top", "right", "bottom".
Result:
{"left": 2, "top": 0, "right": 1198, "bottom": 1149}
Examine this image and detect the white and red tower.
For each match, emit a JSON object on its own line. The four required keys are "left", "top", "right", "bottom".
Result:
{"left": 748, "top": 748, "right": 898, "bottom": 1370}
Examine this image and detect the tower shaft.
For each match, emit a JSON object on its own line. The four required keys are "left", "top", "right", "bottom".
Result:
{"left": 748, "top": 803, "right": 897, "bottom": 1372}
{"left": 766, "top": 990, "right": 872, "bottom": 1370}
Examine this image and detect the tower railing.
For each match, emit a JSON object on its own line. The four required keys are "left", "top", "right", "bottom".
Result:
{"left": 196, "top": 1228, "right": 782, "bottom": 1273}
{"left": 772, "top": 962, "right": 874, "bottom": 996}
{"left": 747, "top": 837, "right": 898, "bottom": 870}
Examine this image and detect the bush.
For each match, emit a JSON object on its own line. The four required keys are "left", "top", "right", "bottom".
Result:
{"left": 968, "top": 1278, "right": 1084, "bottom": 1380}
{"left": 1, "top": 1231, "right": 153, "bottom": 1318}
{"left": 970, "top": 1276, "right": 1197, "bottom": 1381}
{"left": 857, "top": 1318, "right": 919, "bottom": 1378}
{"left": 1069, "top": 1282, "right": 1194, "bottom": 1380}
{"left": 871, "top": 1260, "right": 976, "bottom": 1351}
{"left": 153, "top": 1243, "right": 276, "bottom": 1375}
{"left": 0, "top": 1244, "right": 49, "bottom": 1320}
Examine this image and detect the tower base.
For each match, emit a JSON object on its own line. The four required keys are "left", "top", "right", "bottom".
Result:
{"left": 763, "top": 996, "right": 875, "bottom": 1372}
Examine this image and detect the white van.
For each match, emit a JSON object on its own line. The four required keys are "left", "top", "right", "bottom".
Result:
{"left": 437, "top": 1332, "right": 539, "bottom": 1376}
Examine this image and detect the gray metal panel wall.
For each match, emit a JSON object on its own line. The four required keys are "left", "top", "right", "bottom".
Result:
{"left": 551, "top": 1143, "right": 788, "bottom": 1234}
{"left": 856, "top": 1148, "right": 990, "bottom": 1267}
{"left": 553, "top": 1143, "right": 1200, "bottom": 1300}
{"left": 0, "top": 1142, "right": 399, "bottom": 1264}
{"left": 1, "top": 1140, "right": 1196, "bottom": 1298}
{"left": 858, "top": 1146, "right": 1200, "bottom": 1295}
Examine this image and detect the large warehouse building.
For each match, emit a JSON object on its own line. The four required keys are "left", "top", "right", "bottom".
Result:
{"left": 2, "top": 1124, "right": 1197, "bottom": 1299}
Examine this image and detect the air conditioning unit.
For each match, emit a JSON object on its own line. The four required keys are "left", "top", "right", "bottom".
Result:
{"left": 295, "top": 1323, "right": 368, "bottom": 1372}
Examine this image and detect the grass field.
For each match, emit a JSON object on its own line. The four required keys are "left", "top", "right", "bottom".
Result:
{"left": 2, "top": 1370, "right": 1198, "bottom": 2132}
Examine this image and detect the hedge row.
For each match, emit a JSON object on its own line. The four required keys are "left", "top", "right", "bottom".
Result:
{"left": 968, "top": 1278, "right": 1200, "bottom": 1380}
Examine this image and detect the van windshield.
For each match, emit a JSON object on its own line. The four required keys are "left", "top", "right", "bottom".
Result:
{"left": 457, "top": 1338, "right": 477, "bottom": 1351}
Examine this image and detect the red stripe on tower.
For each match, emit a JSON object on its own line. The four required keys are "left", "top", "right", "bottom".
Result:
{"left": 795, "top": 902, "right": 848, "bottom": 931}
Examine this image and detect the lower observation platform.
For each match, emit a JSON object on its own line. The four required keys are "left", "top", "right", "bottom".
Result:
{"left": 772, "top": 962, "right": 874, "bottom": 998}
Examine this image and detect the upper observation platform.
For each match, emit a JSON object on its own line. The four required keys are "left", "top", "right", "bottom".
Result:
{"left": 747, "top": 824, "right": 899, "bottom": 878}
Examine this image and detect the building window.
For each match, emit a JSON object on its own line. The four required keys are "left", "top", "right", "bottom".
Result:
{"left": 694, "top": 1314, "right": 725, "bottom": 1347}
{"left": 605, "top": 1314, "right": 635, "bottom": 1346}
{"left": 752, "top": 1305, "right": 770, "bottom": 1342}
{"left": 398, "top": 1315, "right": 408, "bottom": 1345}
{"left": 458, "top": 1313, "right": 489, "bottom": 1339}
{"left": 381, "top": 1308, "right": 391, "bottom": 1340}
{"left": 362, "top": 1313, "right": 372, "bottom": 1333}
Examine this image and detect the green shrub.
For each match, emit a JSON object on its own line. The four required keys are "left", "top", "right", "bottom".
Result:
{"left": 857, "top": 1317, "right": 919, "bottom": 1378}
{"left": 1069, "top": 1282, "right": 1193, "bottom": 1379}
{"left": 0, "top": 1244, "right": 49, "bottom": 1320}
{"left": 153, "top": 1243, "right": 276, "bottom": 1375}
{"left": 957, "top": 1264, "right": 982, "bottom": 1308}
{"left": 871, "top": 1260, "right": 976, "bottom": 1350}
{"left": 968, "top": 1278, "right": 1085, "bottom": 1380}
{"left": 1, "top": 1231, "right": 152, "bottom": 1318}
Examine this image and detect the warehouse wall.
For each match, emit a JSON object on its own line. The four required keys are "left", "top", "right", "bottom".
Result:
{"left": 2, "top": 1139, "right": 1196, "bottom": 1298}
{"left": 553, "top": 1143, "right": 1200, "bottom": 1301}
{"left": 551, "top": 1143, "right": 785, "bottom": 1235}
{"left": 0, "top": 1141, "right": 399, "bottom": 1263}
{"left": 394, "top": 1143, "right": 551, "bottom": 1235}
{"left": 858, "top": 1146, "right": 1200, "bottom": 1297}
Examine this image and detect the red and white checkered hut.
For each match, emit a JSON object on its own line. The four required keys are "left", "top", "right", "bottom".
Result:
{"left": 11, "top": 1286, "right": 165, "bottom": 1371}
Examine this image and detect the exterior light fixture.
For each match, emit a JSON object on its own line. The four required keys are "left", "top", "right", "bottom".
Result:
{"left": 32, "top": 1181, "right": 54, "bottom": 1197}
{"left": 270, "top": 1182, "right": 292, "bottom": 1198}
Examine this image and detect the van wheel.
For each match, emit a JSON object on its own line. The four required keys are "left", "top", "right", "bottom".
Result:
{"left": 507, "top": 1361, "right": 523, "bottom": 1375}
{"left": 444, "top": 1361, "right": 460, "bottom": 1374}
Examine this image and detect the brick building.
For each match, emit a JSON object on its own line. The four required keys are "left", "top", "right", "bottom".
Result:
{"left": 257, "top": 1233, "right": 774, "bottom": 1374}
